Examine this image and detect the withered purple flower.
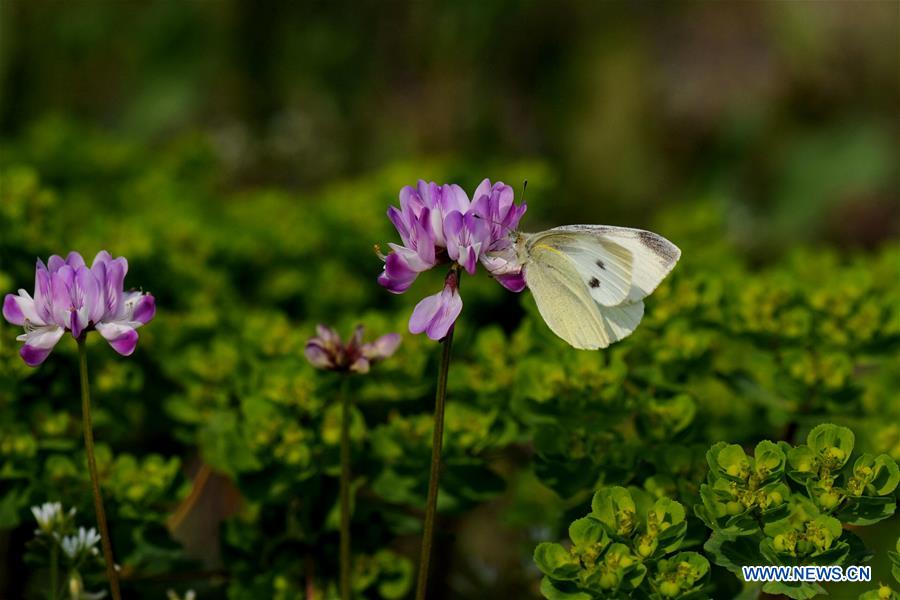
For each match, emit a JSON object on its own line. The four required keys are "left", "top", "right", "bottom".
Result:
{"left": 305, "top": 325, "right": 401, "bottom": 374}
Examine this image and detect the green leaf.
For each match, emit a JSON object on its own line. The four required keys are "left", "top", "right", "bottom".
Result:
{"left": 851, "top": 454, "right": 900, "bottom": 496}
{"left": 753, "top": 440, "right": 786, "bottom": 483}
{"left": 0, "top": 486, "right": 28, "bottom": 528}
{"left": 651, "top": 496, "right": 687, "bottom": 528}
{"left": 534, "top": 543, "right": 580, "bottom": 580}
{"left": 568, "top": 516, "right": 607, "bottom": 548}
{"left": 841, "top": 530, "right": 874, "bottom": 566}
{"left": 806, "top": 423, "right": 854, "bottom": 468}
{"left": 857, "top": 586, "right": 899, "bottom": 600}
{"left": 651, "top": 497, "right": 688, "bottom": 554}
{"left": 731, "top": 582, "right": 764, "bottom": 600}
{"left": 591, "top": 487, "right": 638, "bottom": 537}
{"left": 539, "top": 577, "right": 591, "bottom": 600}
{"left": 786, "top": 446, "right": 818, "bottom": 483}
{"left": 716, "top": 444, "right": 751, "bottom": 480}
{"left": 837, "top": 495, "right": 897, "bottom": 526}
{"left": 890, "top": 538, "right": 900, "bottom": 583}
{"left": 374, "top": 550, "right": 413, "bottom": 600}
{"left": 197, "top": 411, "right": 261, "bottom": 477}
{"left": 762, "top": 581, "right": 826, "bottom": 600}
{"left": 703, "top": 532, "right": 765, "bottom": 575}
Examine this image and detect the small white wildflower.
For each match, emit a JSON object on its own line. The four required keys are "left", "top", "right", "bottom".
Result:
{"left": 31, "top": 502, "right": 76, "bottom": 535}
{"left": 167, "top": 590, "right": 197, "bottom": 600}
{"left": 60, "top": 527, "right": 102, "bottom": 560}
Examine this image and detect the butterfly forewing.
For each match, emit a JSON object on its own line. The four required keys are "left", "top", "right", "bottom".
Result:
{"left": 535, "top": 225, "right": 680, "bottom": 304}
{"left": 525, "top": 231, "right": 634, "bottom": 307}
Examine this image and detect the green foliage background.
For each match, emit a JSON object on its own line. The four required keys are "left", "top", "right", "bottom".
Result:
{"left": 0, "top": 2, "right": 898, "bottom": 599}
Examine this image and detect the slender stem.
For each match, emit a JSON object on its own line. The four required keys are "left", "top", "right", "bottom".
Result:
{"left": 77, "top": 337, "right": 122, "bottom": 600}
{"left": 414, "top": 324, "right": 456, "bottom": 600}
{"left": 49, "top": 542, "right": 59, "bottom": 600}
{"left": 305, "top": 550, "right": 316, "bottom": 600}
{"left": 339, "top": 376, "right": 352, "bottom": 600}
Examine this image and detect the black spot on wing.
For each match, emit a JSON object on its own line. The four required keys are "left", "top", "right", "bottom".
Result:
{"left": 596, "top": 259, "right": 605, "bottom": 269}
{"left": 589, "top": 277, "right": 600, "bottom": 288}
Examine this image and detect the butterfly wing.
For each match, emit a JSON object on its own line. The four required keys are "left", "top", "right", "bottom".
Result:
{"left": 527, "top": 225, "right": 681, "bottom": 303}
{"left": 523, "top": 245, "right": 609, "bottom": 349}
{"left": 523, "top": 225, "right": 679, "bottom": 349}
{"left": 524, "top": 242, "right": 646, "bottom": 349}
{"left": 525, "top": 230, "right": 635, "bottom": 306}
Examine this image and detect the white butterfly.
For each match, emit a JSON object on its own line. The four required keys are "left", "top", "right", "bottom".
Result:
{"left": 501, "top": 225, "right": 681, "bottom": 350}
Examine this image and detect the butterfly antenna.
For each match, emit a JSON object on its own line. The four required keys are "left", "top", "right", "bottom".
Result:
{"left": 472, "top": 213, "right": 504, "bottom": 228}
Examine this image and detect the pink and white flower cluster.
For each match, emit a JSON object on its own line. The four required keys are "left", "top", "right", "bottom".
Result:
{"left": 3, "top": 251, "right": 156, "bottom": 366}
{"left": 378, "top": 179, "right": 526, "bottom": 340}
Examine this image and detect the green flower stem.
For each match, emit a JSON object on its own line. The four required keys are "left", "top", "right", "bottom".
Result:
{"left": 49, "top": 542, "right": 58, "bottom": 600}
{"left": 305, "top": 550, "right": 317, "bottom": 600}
{"left": 339, "top": 376, "right": 352, "bottom": 600}
{"left": 77, "top": 337, "right": 122, "bottom": 600}
{"left": 415, "top": 320, "right": 456, "bottom": 600}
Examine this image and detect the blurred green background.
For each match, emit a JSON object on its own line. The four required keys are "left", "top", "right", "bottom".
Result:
{"left": 0, "top": 2, "right": 898, "bottom": 599}
{"left": 1, "top": 1, "right": 896, "bottom": 244}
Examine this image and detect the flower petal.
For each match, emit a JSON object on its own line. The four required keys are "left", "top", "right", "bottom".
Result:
{"left": 387, "top": 206, "right": 411, "bottom": 246}
{"left": 97, "top": 258, "right": 127, "bottom": 320}
{"left": 50, "top": 266, "right": 75, "bottom": 329}
{"left": 409, "top": 285, "right": 463, "bottom": 341}
{"left": 47, "top": 255, "right": 67, "bottom": 272}
{"left": 378, "top": 252, "right": 420, "bottom": 293}
{"left": 387, "top": 244, "right": 433, "bottom": 272}
{"left": 347, "top": 326, "right": 364, "bottom": 353}
{"left": 412, "top": 207, "right": 436, "bottom": 265}
{"left": 471, "top": 178, "right": 492, "bottom": 204}
{"left": 443, "top": 211, "right": 464, "bottom": 261}
{"left": 3, "top": 290, "right": 45, "bottom": 326}
{"left": 459, "top": 245, "right": 478, "bottom": 275}
{"left": 65, "top": 252, "right": 86, "bottom": 269}
{"left": 95, "top": 322, "right": 139, "bottom": 356}
{"left": 72, "top": 266, "right": 100, "bottom": 336}
{"left": 496, "top": 271, "right": 527, "bottom": 293}
{"left": 361, "top": 333, "right": 401, "bottom": 361}
{"left": 34, "top": 260, "right": 54, "bottom": 323}
{"left": 17, "top": 325, "right": 65, "bottom": 367}
{"left": 132, "top": 294, "right": 156, "bottom": 325}
{"left": 91, "top": 250, "right": 113, "bottom": 267}
{"left": 315, "top": 324, "right": 340, "bottom": 346}
{"left": 440, "top": 184, "right": 470, "bottom": 216}
{"left": 349, "top": 357, "right": 370, "bottom": 374}
{"left": 399, "top": 185, "right": 425, "bottom": 218}
{"left": 304, "top": 341, "right": 334, "bottom": 370}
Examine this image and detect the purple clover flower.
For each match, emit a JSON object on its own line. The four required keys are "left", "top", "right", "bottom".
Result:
{"left": 3, "top": 251, "right": 156, "bottom": 366}
{"left": 305, "top": 325, "right": 401, "bottom": 374}
{"left": 378, "top": 179, "right": 527, "bottom": 340}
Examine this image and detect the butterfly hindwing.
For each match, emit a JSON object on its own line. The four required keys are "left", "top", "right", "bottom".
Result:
{"left": 524, "top": 244, "right": 610, "bottom": 350}
{"left": 521, "top": 224, "right": 680, "bottom": 350}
